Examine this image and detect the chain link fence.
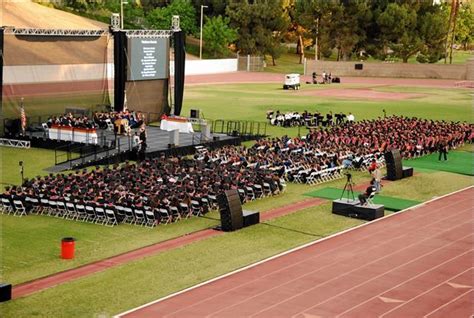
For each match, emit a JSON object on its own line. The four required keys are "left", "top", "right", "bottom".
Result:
{"left": 237, "top": 54, "right": 265, "bottom": 72}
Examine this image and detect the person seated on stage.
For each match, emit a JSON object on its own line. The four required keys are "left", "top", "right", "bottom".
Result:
{"left": 358, "top": 180, "right": 375, "bottom": 206}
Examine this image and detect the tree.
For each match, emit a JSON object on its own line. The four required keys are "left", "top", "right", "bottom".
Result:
{"left": 202, "top": 15, "right": 238, "bottom": 57}
{"left": 377, "top": 3, "right": 422, "bottom": 62}
{"left": 226, "top": 0, "right": 289, "bottom": 65}
{"left": 296, "top": 0, "right": 338, "bottom": 61}
{"left": 329, "top": 1, "right": 371, "bottom": 61}
{"left": 146, "top": 0, "right": 198, "bottom": 35}
{"left": 418, "top": 4, "right": 449, "bottom": 63}
{"left": 455, "top": 2, "right": 474, "bottom": 50}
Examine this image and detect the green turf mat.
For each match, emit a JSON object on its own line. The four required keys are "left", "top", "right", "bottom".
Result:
{"left": 304, "top": 187, "right": 421, "bottom": 211}
{"left": 404, "top": 151, "right": 473, "bottom": 176}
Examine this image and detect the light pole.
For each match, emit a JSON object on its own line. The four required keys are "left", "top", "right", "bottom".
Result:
{"left": 120, "top": 0, "right": 128, "bottom": 29}
{"left": 200, "top": 5, "right": 208, "bottom": 60}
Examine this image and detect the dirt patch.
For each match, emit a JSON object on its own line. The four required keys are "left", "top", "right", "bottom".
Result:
{"left": 299, "top": 88, "right": 426, "bottom": 101}
{"left": 184, "top": 72, "right": 463, "bottom": 89}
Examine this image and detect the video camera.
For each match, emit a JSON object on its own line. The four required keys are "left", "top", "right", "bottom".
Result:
{"left": 344, "top": 172, "right": 352, "bottom": 182}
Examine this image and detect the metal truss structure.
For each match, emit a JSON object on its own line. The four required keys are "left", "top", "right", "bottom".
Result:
{"left": 3, "top": 27, "right": 106, "bottom": 37}
{"left": 2, "top": 27, "right": 177, "bottom": 38}
{"left": 124, "top": 30, "right": 173, "bottom": 38}
{"left": 0, "top": 138, "right": 31, "bottom": 149}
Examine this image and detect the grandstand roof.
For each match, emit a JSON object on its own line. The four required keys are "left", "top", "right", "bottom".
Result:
{"left": 1, "top": 0, "right": 108, "bottom": 30}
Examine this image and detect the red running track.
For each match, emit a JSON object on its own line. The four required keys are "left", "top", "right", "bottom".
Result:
{"left": 119, "top": 187, "right": 473, "bottom": 318}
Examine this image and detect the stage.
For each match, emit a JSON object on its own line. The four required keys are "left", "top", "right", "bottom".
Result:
{"left": 26, "top": 125, "right": 240, "bottom": 172}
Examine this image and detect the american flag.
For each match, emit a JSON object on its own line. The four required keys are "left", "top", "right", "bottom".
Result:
{"left": 20, "top": 98, "right": 27, "bottom": 133}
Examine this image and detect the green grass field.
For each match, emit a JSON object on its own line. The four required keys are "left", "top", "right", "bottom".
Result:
{"left": 1, "top": 79, "right": 473, "bottom": 317}
{"left": 183, "top": 83, "right": 472, "bottom": 138}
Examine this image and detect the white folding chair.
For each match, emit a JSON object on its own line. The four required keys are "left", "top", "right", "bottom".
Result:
{"left": 95, "top": 207, "right": 107, "bottom": 225}
{"left": 48, "top": 200, "right": 58, "bottom": 216}
{"left": 179, "top": 203, "right": 192, "bottom": 218}
{"left": 27, "top": 197, "right": 41, "bottom": 215}
{"left": 253, "top": 184, "right": 264, "bottom": 198}
{"left": 123, "top": 207, "right": 135, "bottom": 224}
{"left": 65, "top": 202, "right": 77, "bottom": 220}
{"left": 75, "top": 204, "right": 87, "bottom": 221}
{"left": 366, "top": 189, "right": 377, "bottom": 206}
{"left": 169, "top": 206, "right": 181, "bottom": 222}
{"left": 190, "top": 200, "right": 202, "bottom": 216}
{"left": 13, "top": 200, "right": 27, "bottom": 217}
{"left": 105, "top": 208, "right": 118, "bottom": 227}
{"left": 56, "top": 201, "right": 67, "bottom": 218}
{"left": 144, "top": 210, "right": 157, "bottom": 228}
{"left": 245, "top": 187, "right": 256, "bottom": 201}
{"left": 263, "top": 183, "right": 272, "bottom": 196}
{"left": 159, "top": 208, "right": 172, "bottom": 224}
{"left": 133, "top": 208, "right": 146, "bottom": 226}
{"left": 1, "top": 198, "right": 14, "bottom": 215}
{"left": 85, "top": 205, "right": 96, "bottom": 222}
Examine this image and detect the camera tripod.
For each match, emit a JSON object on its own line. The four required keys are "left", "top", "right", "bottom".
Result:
{"left": 340, "top": 173, "right": 355, "bottom": 202}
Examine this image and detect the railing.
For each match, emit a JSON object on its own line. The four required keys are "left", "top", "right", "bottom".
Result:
{"left": 54, "top": 134, "right": 132, "bottom": 169}
{"left": 212, "top": 119, "right": 267, "bottom": 139}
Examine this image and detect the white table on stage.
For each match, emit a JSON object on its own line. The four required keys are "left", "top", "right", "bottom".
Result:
{"left": 160, "top": 119, "right": 194, "bottom": 133}
{"left": 48, "top": 126, "right": 98, "bottom": 144}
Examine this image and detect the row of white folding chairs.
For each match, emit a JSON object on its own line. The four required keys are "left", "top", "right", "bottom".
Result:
{"left": 238, "top": 182, "right": 275, "bottom": 203}
{"left": 1, "top": 198, "right": 27, "bottom": 217}
{"left": 28, "top": 195, "right": 212, "bottom": 228}
{"left": 32, "top": 198, "right": 120, "bottom": 227}
{"left": 307, "top": 166, "right": 344, "bottom": 185}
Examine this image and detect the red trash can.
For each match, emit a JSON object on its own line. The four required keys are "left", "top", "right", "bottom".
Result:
{"left": 61, "top": 237, "right": 75, "bottom": 259}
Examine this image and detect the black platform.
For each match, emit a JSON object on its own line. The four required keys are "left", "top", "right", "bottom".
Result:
{"left": 402, "top": 167, "right": 414, "bottom": 178}
{"left": 0, "top": 283, "right": 12, "bottom": 302}
{"left": 242, "top": 210, "right": 260, "bottom": 227}
{"left": 332, "top": 199, "right": 385, "bottom": 221}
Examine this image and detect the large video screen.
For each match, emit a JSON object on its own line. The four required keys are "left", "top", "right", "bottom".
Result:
{"left": 127, "top": 37, "right": 169, "bottom": 81}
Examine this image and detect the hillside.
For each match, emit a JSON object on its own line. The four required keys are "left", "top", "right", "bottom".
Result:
{"left": 1, "top": 0, "right": 107, "bottom": 29}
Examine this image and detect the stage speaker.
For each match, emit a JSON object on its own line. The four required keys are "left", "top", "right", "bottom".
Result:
{"left": 403, "top": 167, "right": 414, "bottom": 178}
{"left": 384, "top": 149, "right": 403, "bottom": 180}
{"left": 217, "top": 190, "right": 243, "bottom": 232}
{"left": 0, "top": 283, "right": 12, "bottom": 302}
{"left": 4, "top": 119, "right": 21, "bottom": 137}
{"left": 169, "top": 129, "right": 179, "bottom": 146}
{"left": 190, "top": 109, "right": 200, "bottom": 119}
{"left": 355, "top": 63, "right": 363, "bottom": 70}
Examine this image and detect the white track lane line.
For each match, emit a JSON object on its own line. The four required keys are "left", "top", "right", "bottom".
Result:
{"left": 115, "top": 186, "right": 473, "bottom": 317}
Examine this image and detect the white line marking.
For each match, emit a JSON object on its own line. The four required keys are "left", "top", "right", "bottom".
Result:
{"left": 115, "top": 186, "right": 473, "bottom": 317}
{"left": 339, "top": 267, "right": 473, "bottom": 317}
{"left": 258, "top": 233, "right": 472, "bottom": 318}
{"left": 378, "top": 267, "right": 473, "bottom": 318}
{"left": 423, "top": 289, "right": 474, "bottom": 318}
{"left": 170, "top": 199, "right": 471, "bottom": 318}
{"left": 379, "top": 297, "right": 405, "bottom": 304}
{"left": 447, "top": 282, "right": 472, "bottom": 289}
{"left": 211, "top": 218, "right": 472, "bottom": 318}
